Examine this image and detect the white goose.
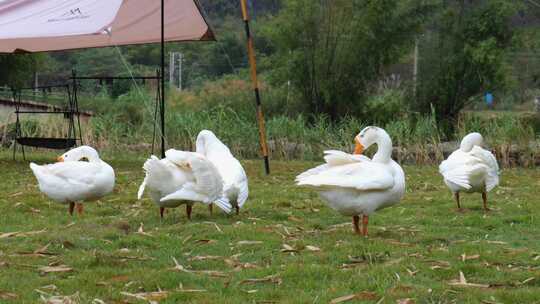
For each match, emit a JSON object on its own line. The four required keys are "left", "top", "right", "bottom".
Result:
{"left": 296, "top": 126, "right": 405, "bottom": 236}
{"left": 196, "top": 130, "right": 249, "bottom": 215}
{"left": 29, "top": 146, "right": 115, "bottom": 215}
{"left": 439, "top": 132, "right": 499, "bottom": 211}
{"left": 137, "top": 149, "right": 231, "bottom": 219}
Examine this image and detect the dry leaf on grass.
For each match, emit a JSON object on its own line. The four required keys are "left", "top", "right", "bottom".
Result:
{"left": 189, "top": 255, "right": 223, "bottom": 262}
{"left": 122, "top": 291, "right": 169, "bottom": 301}
{"left": 15, "top": 244, "right": 56, "bottom": 258}
{"left": 39, "top": 265, "right": 73, "bottom": 274}
{"left": 170, "top": 257, "right": 228, "bottom": 278}
{"left": 1, "top": 230, "right": 46, "bottom": 239}
{"left": 330, "top": 292, "right": 378, "bottom": 303}
{"left": 461, "top": 254, "right": 480, "bottom": 262}
{"left": 177, "top": 283, "right": 207, "bottom": 293}
{"left": 194, "top": 239, "right": 216, "bottom": 245}
{"left": 182, "top": 234, "right": 193, "bottom": 244}
{"left": 305, "top": 245, "right": 321, "bottom": 252}
{"left": 38, "top": 291, "right": 80, "bottom": 304}
{"left": 519, "top": 277, "right": 535, "bottom": 285}
{"left": 396, "top": 299, "right": 415, "bottom": 304}
{"left": 224, "top": 258, "right": 260, "bottom": 271}
{"left": 448, "top": 271, "right": 490, "bottom": 288}
{"left": 0, "top": 291, "right": 18, "bottom": 300}
{"left": 385, "top": 240, "right": 414, "bottom": 247}
{"left": 136, "top": 223, "right": 152, "bottom": 236}
{"left": 237, "top": 240, "right": 263, "bottom": 246}
{"left": 485, "top": 241, "right": 507, "bottom": 245}
{"left": 203, "top": 222, "right": 223, "bottom": 233}
{"left": 281, "top": 244, "right": 299, "bottom": 253}
{"left": 240, "top": 274, "right": 282, "bottom": 285}
{"left": 429, "top": 260, "right": 451, "bottom": 270}
{"left": 406, "top": 268, "right": 419, "bottom": 276}
{"left": 0, "top": 232, "right": 20, "bottom": 239}
{"left": 288, "top": 216, "right": 303, "bottom": 223}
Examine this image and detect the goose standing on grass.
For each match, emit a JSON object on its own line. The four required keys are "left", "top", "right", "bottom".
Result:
{"left": 137, "top": 149, "right": 231, "bottom": 219}
{"left": 439, "top": 132, "right": 499, "bottom": 211}
{"left": 29, "top": 146, "right": 115, "bottom": 215}
{"left": 196, "top": 130, "right": 249, "bottom": 215}
{"left": 296, "top": 126, "right": 405, "bottom": 236}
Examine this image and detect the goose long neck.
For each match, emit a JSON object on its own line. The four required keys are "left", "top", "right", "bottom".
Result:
{"left": 372, "top": 132, "right": 393, "bottom": 163}
{"left": 459, "top": 133, "right": 482, "bottom": 152}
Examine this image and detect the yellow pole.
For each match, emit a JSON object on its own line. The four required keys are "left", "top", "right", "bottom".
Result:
{"left": 240, "top": 0, "right": 270, "bottom": 174}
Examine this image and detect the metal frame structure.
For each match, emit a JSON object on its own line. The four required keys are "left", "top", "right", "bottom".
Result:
{"left": 12, "top": 83, "right": 82, "bottom": 160}
{"left": 71, "top": 69, "right": 163, "bottom": 156}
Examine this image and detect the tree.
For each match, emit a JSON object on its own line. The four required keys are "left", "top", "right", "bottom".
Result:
{"left": 0, "top": 54, "right": 47, "bottom": 88}
{"left": 265, "top": 0, "right": 436, "bottom": 120}
{"left": 415, "top": 0, "right": 519, "bottom": 134}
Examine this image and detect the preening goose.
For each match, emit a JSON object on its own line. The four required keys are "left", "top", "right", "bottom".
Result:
{"left": 29, "top": 146, "right": 115, "bottom": 215}
{"left": 439, "top": 132, "right": 499, "bottom": 211}
{"left": 196, "top": 130, "right": 249, "bottom": 215}
{"left": 137, "top": 149, "right": 231, "bottom": 219}
{"left": 296, "top": 126, "right": 405, "bottom": 236}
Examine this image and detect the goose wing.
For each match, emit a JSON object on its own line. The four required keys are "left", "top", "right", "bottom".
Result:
{"left": 470, "top": 146, "right": 500, "bottom": 191}
{"left": 296, "top": 150, "right": 394, "bottom": 191}
{"left": 30, "top": 162, "right": 102, "bottom": 202}
{"left": 161, "top": 150, "right": 229, "bottom": 211}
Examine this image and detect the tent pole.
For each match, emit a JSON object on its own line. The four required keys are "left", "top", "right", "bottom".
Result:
{"left": 240, "top": 0, "right": 270, "bottom": 175}
{"left": 160, "top": 0, "right": 166, "bottom": 158}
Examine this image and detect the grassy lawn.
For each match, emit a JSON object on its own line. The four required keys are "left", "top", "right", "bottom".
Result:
{"left": 1, "top": 151, "right": 539, "bottom": 303}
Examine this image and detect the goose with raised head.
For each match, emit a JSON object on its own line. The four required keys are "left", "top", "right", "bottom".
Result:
{"left": 439, "top": 132, "right": 499, "bottom": 211}
{"left": 29, "top": 146, "right": 115, "bottom": 215}
{"left": 137, "top": 149, "right": 231, "bottom": 219}
{"left": 296, "top": 126, "right": 405, "bottom": 236}
{"left": 196, "top": 130, "right": 249, "bottom": 215}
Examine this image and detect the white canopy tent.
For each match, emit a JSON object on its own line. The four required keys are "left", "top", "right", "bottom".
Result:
{"left": 0, "top": 0, "right": 214, "bottom": 52}
{"left": 0, "top": 0, "right": 270, "bottom": 173}
{"left": 0, "top": 0, "right": 214, "bottom": 159}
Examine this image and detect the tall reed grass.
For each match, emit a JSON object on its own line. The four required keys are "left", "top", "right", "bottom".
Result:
{"left": 2, "top": 85, "right": 538, "bottom": 167}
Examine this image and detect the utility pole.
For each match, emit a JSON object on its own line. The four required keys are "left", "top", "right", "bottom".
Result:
{"left": 168, "top": 52, "right": 183, "bottom": 91}
{"left": 178, "top": 53, "right": 182, "bottom": 91}
{"left": 169, "top": 52, "right": 174, "bottom": 87}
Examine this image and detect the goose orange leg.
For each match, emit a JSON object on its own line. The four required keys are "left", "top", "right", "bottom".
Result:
{"left": 353, "top": 215, "right": 361, "bottom": 235}
{"left": 235, "top": 206, "right": 240, "bottom": 215}
{"left": 362, "top": 215, "right": 369, "bottom": 237}
{"left": 75, "top": 203, "right": 84, "bottom": 215}
{"left": 482, "top": 192, "right": 490, "bottom": 211}
{"left": 454, "top": 192, "right": 461, "bottom": 210}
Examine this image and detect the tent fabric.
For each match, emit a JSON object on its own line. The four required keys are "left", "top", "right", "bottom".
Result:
{"left": 0, "top": 0, "right": 124, "bottom": 39}
{"left": 0, "top": 0, "right": 214, "bottom": 53}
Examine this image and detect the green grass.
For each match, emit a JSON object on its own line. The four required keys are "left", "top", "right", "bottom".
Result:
{"left": 1, "top": 151, "right": 539, "bottom": 303}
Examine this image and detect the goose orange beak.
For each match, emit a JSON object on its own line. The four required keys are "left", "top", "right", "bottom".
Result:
{"left": 57, "top": 156, "right": 64, "bottom": 162}
{"left": 354, "top": 140, "right": 364, "bottom": 155}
